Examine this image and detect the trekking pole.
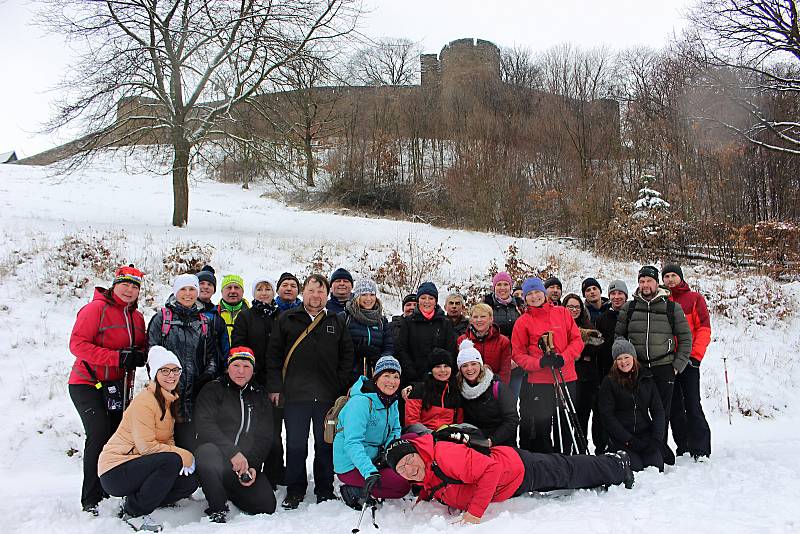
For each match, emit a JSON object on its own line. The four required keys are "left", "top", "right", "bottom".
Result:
{"left": 352, "top": 500, "right": 369, "bottom": 534}
{"left": 557, "top": 368, "right": 589, "bottom": 455}
{"left": 552, "top": 378, "right": 564, "bottom": 454}
{"left": 551, "top": 368, "right": 582, "bottom": 455}
{"left": 722, "top": 355, "right": 732, "bottom": 425}
{"left": 122, "top": 368, "right": 134, "bottom": 411}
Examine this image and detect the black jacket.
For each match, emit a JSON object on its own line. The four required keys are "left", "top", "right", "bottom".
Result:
{"left": 232, "top": 300, "right": 279, "bottom": 385}
{"left": 483, "top": 293, "right": 523, "bottom": 338}
{"left": 598, "top": 374, "right": 665, "bottom": 447}
{"left": 461, "top": 377, "right": 519, "bottom": 447}
{"left": 595, "top": 307, "right": 621, "bottom": 378}
{"left": 395, "top": 306, "right": 457, "bottom": 384}
{"left": 266, "top": 307, "right": 354, "bottom": 402}
{"left": 194, "top": 375, "right": 273, "bottom": 468}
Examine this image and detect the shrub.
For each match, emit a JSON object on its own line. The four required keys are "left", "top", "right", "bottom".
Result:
{"left": 373, "top": 235, "right": 452, "bottom": 301}
{"left": 162, "top": 242, "right": 215, "bottom": 278}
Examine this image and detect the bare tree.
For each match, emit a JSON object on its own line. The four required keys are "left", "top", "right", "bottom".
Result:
{"left": 348, "top": 37, "right": 421, "bottom": 86}
{"left": 500, "top": 46, "right": 543, "bottom": 90}
{"left": 38, "top": 0, "right": 358, "bottom": 226}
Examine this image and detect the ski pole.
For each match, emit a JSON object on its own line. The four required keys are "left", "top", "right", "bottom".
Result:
{"left": 722, "top": 355, "right": 732, "bottom": 425}
{"left": 352, "top": 501, "right": 369, "bottom": 534}
{"left": 552, "top": 376, "right": 564, "bottom": 454}
{"left": 558, "top": 368, "right": 589, "bottom": 454}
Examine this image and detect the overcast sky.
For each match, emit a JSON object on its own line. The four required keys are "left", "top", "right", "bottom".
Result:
{"left": 0, "top": 0, "right": 693, "bottom": 157}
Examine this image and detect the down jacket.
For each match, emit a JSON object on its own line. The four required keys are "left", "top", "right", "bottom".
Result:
{"left": 147, "top": 296, "right": 219, "bottom": 420}
{"left": 405, "top": 379, "right": 462, "bottom": 430}
{"left": 98, "top": 382, "right": 193, "bottom": 475}
{"left": 615, "top": 287, "right": 692, "bottom": 373}
{"left": 69, "top": 287, "right": 147, "bottom": 387}
{"left": 340, "top": 306, "right": 394, "bottom": 379}
{"left": 333, "top": 376, "right": 401, "bottom": 478}
{"left": 395, "top": 306, "right": 458, "bottom": 384}
{"left": 458, "top": 325, "right": 512, "bottom": 384}
{"left": 460, "top": 371, "right": 519, "bottom": 447}
{"left": 483, "top": 293, "right": 524, "bottom": 338}
{"left": 598, "top": 374, "right": 665, "bottom": 447}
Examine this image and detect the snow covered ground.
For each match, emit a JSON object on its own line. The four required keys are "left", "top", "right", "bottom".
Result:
{"left": 1, "top": 152, "right": 799, "bottom": 533}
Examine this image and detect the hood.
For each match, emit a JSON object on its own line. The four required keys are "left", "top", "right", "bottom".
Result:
{"left": 348, "top": 375, "right": 388, "bottom": 406}
{"left": 633, "top": 286, "right": 671, "bottom": 304}
{"left": 668, "top": 281, "right": 691, "bottom": 297}
{"left": 93, "top": 286, "right": 138, "bottom": 310}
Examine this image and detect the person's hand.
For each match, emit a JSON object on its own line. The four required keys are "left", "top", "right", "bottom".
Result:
{"left": 450, "top": 512, "right": 481, "bottom": 524}
{"left": 401, "top": 385, "right": 413, "bottom": 401}
{"left": 230, "top": 452, "right": 249, "bottom": 475}
{"left": 119, "top": 349, "right": 146, "bottom": 370}
{"left": 269, "top": 393, "right": 280, "bottom": 406}
{"left": 540, "top": 353, "right": 564, "bottom": 369}
{"left": 363, "top": 473, "right": 381, "bottom": 496}
{"left": 510, "top": 359, "right": 519, "bottom": 370}
{"left": 179, "top": 459, "right": 195, "bottom": 476}
{"left": 239, "top": 468, "right": 256, "bottom": 487}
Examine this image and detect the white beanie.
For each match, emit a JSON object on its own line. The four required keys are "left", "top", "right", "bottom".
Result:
{"left": 172, "top": 273, "right": 200, "bottom": 297}
{"left": 147, "top": 346, "right": 181, "bottom": 379}
{"left": 252, "top": 276, "right": 277, "bottom": 300}
{"left": 456, "top": 339, "right": 483, "bottom": 368}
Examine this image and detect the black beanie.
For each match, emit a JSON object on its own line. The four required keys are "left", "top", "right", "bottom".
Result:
{"left": 277, "top": 272, "right": 300, "bottom": 288}
{"left": 330, "top": 267, "right": 353, "bottom": 284}
{"left": 581, "top": 277, "right": 601, "bottom": 295}
{"left": 638, "top": 265, "right": 660, "bottom": 281}
{"left": 385, "top": 439, "right": 418, "bottom": 469}
{"left": 197, "top": 265, "right": 217, "bottom": 288}
{"left": 427, "top": 348, "right": 453, "bottom": 371}
{"left": 544, "top": 276, "right": 562, "bottom": 290}
{"left": 402, "top": 293, "right": 418, "bottom": 305}
{"left": 662, "top": 263, "right": 684, "bottom": 282}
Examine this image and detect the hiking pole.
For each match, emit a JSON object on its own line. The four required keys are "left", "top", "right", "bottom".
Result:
{"left": 352, "top": 500, "right": 369, "bottom": 534}
{"left": 551, "top": 368, "right": 581, "bottom": 455}
{"left": 722, "top": 355, "right": 732, "bottom": 425}
{"left": 122, "top": 368, "right": 134, "bottom": 411}
{"left": 557, "top": 368, "right": 589, "bottom": 455}
{"left": 552, "top": 377, "right": 564, "bottom": 454}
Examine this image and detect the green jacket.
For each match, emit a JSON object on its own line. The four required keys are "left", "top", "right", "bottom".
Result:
{"left": 615, "top": 287, "right": 692, "bottom": 373}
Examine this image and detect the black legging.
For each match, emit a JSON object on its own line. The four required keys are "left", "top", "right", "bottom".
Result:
{"left": 513, "top": 448, "right": 624, "bottom": 494}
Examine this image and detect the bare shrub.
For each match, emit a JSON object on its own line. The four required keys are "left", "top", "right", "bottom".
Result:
{"left": 374, "top": 235, "right": 452, "bottom": 300}
{"left": 302, "top": 245, "right": 335, "bottom": 280}
{"left": 41, "top": 234, "right": 125, "bottom": 297}
{"left": 162, "top": 242, "right": 215, "bottom": 278}
{"left": 705, "top": 277, "right": 794, "bottom": 327}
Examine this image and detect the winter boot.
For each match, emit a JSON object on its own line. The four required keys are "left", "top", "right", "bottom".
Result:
{"left": 608, "top": 450, "right": 635, "bottom": 489}
{"left": 121, "top": 513, "right": 163, "bottom": 532}
{"left": 339, "top": 485, "right": 363, "bottom": 510}
{"left": 208, "top": 510, "right": 227, "bottom": 524}
{"left": 82, "top": 503, "right": 99, "bottom": 517}
{"left": 281, "top": 493, "right": 304, "bottom": 510}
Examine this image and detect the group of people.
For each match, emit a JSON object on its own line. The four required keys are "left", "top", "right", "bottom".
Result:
{"left": 68, "top": 260, "right": 712, "bottom": 529}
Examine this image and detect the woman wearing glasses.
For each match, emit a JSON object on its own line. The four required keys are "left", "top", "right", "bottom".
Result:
{"left": 98, "top": 347, "right": 199, "bottom": 532}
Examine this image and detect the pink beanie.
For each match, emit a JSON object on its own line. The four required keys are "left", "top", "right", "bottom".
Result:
{"left": 492, "top": 272, "right": 513, "bottom": 287}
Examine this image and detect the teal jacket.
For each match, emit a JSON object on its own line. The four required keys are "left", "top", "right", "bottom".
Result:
{"left": 333, "top": 376, "right": 401, "bottom": 478}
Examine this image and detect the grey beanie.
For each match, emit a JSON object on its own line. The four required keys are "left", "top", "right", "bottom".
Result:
{"left": 612, "top": 339, "right": 637, "bottom": 360}
{"left": 608, "top": 280, "right": 629, "bottom": 297}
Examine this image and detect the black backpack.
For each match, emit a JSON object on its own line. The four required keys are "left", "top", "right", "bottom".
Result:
{"left": 422, "top": 424, "right": 493, "bottom": 502}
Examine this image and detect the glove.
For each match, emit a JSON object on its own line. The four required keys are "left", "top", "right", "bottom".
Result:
{"left": 626, "top": 436, "right": 648, "bottom": 452}
{"left": 119, "top": 349, "right": 146, "bottom": 370}
{"left": 689, "top": 357, "right": 701, "bottom": 368}
{"left": 363, "top": 473, "right": 381, "bottom": 498}
{"left": 372, "top": 449, "right": 388, "bottom": 470}
{"left": 539, "top": 353, "right": 565, "bottom": 369}
{"left": 179, "top": 459, "right": 196, "bottom": 476}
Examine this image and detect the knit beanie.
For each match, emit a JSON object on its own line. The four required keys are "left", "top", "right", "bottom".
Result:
{"left": 427, "top": 348, "right": 453, "bottom": 371}
{"left": 612, "top": 339, "right": 637, "bottom": 360}
{"left": 417, "top": 281, "right": 438, "bottom": 300}
{"left": 385, "top": 438, "right": 418, "bottom": 469}
{"left": 172, "top": 273, "right": 199, "bottom": 297}
{"left": 221, "top": 274, "right": 244, "bottom": 290}
{"left": 147, "top": 346, "right": 181, "bottom": 379}
{"left": 352, "top": 279, "right": 378, "bottom": 298}
{"left": 373, "top": 356, "right": 402, "bottom": 378}
{"left": 544, "top": 276, "right": 562, "bottom": 290}
{"left": 113, "top": 265, "right": 144, "bottom": 287}
{"left": 608, "top": 280, "right": 629, "bottom": 297}
{"left": 251, "top": 276, "right": 276, "bottom": 299}
{"left": 197, "top": 265, "right": 217, "bottom": 289}
{"left": 492, "top": 272, "right": 513, "bottom": 287}
{"left": 277, "top": 272, "right": 300, "bottom": 288}
{"left": 228, "top": 346, "right": 256, "bottom": 367}
{"left": 662, "top": 263, "right": 684, "bottom": 282}
{"left": 581, "top": 277, "right": 602, "bottom": 295}
{"left": 638, "top": 265, "right": 660, "bottom": 281}
{"left": 330, "top": 268, "right": 353, "bottom": 284}
{"left": 521, "top": 277, "right": 545, "bottom": 298}
{"left": 456, "top": 339, "right": 483, "bottom": 368}
{"left": 402, "top": 293, "right": 418, "bottom": 305}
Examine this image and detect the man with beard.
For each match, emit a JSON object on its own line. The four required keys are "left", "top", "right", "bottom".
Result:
{"left": 544, "top": 277, "right": 563, "bottom": 306}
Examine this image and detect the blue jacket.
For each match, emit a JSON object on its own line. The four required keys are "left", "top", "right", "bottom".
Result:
{"left": 333, "top": 376, "right": 401, "bottom": 478}
{"left": 340, "top": 310, "right": 394, "bottom": 379}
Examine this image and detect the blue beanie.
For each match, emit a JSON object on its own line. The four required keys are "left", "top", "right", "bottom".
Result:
{"left": 373, "top": 356, "right": 402, "bottom": 378}
{"left": 522, "top": 277, "right": 546, "bottom": 297}
{"left": 416, "top": 281, "right": 438, "bottom": 300}
{"left": 330, "top": 267, "right": 353, "bottom": 284}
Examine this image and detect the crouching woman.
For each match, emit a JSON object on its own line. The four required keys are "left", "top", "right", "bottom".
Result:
{"left": 333, "top": 356, "right": 411, "bottom": 509}
{"left": 98, "top": 347, "right": 198, "bottom": 532}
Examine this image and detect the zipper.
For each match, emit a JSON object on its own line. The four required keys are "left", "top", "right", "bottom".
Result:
{"left": 234, "top": 389, "right": 245, "bottom": 445}
{"left": 645, "top": 299, "right": 651, "bottom": 367}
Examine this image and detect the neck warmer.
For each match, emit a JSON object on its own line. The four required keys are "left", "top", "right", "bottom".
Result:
{"left": 345, "top": 299, "right": 383, "bottom": 327}
{"left": 467, "top": 324, "right": 490, "bottom": 341}
{"left": 375, "top": 385, "right": 401, "bottom": 408}
{"left": 275, "top": 295, "right": 301, "bottom": 311}
{"left": 221, "top": 299, "right": 243, "bottom": 314}
{"left": 252, "top": 299, "right": 277, "bottom": 317}
{"left": 420, "top": 307, "right": 436, "bottom": 321}
{"left": 494, "top": 293, "right": 514, "bottom": 306}
{"left": 460, "top": 368, "right": 494, "bottom": 400}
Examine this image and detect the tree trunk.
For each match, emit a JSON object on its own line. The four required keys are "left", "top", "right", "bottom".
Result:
{"left": 305, "top": 132, "right": 315, "bottom": 187}
{"left": 172, "top": 139, "right": 190, "bottom": 227}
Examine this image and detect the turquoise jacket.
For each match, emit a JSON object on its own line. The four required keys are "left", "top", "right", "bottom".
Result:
{"left": 333, "top": 376, "right": 401, "bottom": 478}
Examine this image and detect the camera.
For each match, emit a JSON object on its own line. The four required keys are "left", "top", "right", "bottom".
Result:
{"left": 239, "top": 471, "right": 252, "bottom": 483}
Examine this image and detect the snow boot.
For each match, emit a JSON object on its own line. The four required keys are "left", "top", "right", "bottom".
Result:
{"left": 608, "top": 450, "right": 635, "bottom": 489}
{"left": 121, "top": 513, "right": 163, "bottom": 532}
{"left": 82, "top": 503, "right": 99, "bottom": 517}
{"left": 281, "top": 493, "right": 304, "bottom": 510}
{"left": 339, "top": 485, "right": 363, "bottom": 510}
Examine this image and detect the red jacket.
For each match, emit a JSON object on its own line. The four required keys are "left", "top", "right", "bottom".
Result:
{"left": 69, "top": 287, "right": 147, "bottom": 386}
{"left": 669, "top": 282, "right": 711, "bottom": 362}
{"left": 511, "top": 302, "right": 584, "bottom": 383}
{"left": 458, "top": 325, "right": 512, "bottom": 384}
{"left": 405, "top": 381, "right": 463, "bottom": 430}
{"left": 411, "top": 434, "right": 524, "bottom": 518}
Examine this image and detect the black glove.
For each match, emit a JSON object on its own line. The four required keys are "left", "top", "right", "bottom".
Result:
{"left": 363, "top": 473, "right": 381, "bottom": 499}
{"left": 627, "top": 436, "right": 648, "bottom": 452}
{"left": 540, "top": 353, "right": 565, "bottom": 369}
{"left": 689, "top": 357, "right": 701, "bottom": 368}
{"left": 119, "top": 348, "right": 146, "bottom": 370}
{"left": 372, "top": 449, "right": 388, "bottom": 470}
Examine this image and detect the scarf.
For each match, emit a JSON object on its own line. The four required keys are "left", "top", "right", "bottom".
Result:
{"left": 467, "top": 324, "right": 490, "bottom": 341}
{"left": 275, "top": 295, "right": 302, "bottom": 311}
{"left": 345, "top": 299, "right": 383, "bottom": 327}
{"left": 494, "top": 293, "right": 514, "bottom": 306}
{"left": 220, "top": 299, "right": 243, "bottom": 314}
{"left": 375, "top": 386, "right": 401, "bottom": 408}
{"left": 460, "top": 368, "right": 494, "bottom": 400}
{"left": 251, "top": 299, "right": 277, "bottom": 317}
{"left": 420, "top": 307, "right": 436, "bottom": 321}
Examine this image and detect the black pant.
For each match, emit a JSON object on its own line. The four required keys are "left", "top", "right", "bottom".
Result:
{"left": 283, "top": 400, "right": 334, "bottom": 498}
{"left": 265, "top": 407, "right": 286, "bottom": 486}
{"left": 69, "top": 384, "right": 122, "bottom": 508}
{"left": 100, "top": 452, "right": 199, "bottom": 516}
{"left": 576, "top": 378, "right": 607, "bottom": 453}
{"left": 670, "top": 364, "right": 712, "bottom": 457}
{"left": 195, "top": 443, "right": 276, "bottom": 515}
{"left": 520, "top": 381, "right": 578, "bottom": 454}
{"left": 646, "top": 364, "right": 677, "bottom": 465}
{"left": 513, "top": 448, "right": 624, "bottom": 494}
{"left": 174, "top": 420, "right": 197, "bottom": 452}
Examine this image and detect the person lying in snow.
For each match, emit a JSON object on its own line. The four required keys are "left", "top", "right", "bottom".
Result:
{"left": 385, "top": 433, "right": 634, "bottom": 524}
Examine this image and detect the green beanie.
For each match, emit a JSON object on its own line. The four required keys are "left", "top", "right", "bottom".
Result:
{"left": 221, "top": 274, "right": 244, "bottom": 290}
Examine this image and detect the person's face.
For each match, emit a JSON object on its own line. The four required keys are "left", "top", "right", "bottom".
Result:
{"left": 513, "top": 289, "right": 523, "bottom": 299}
{"left": 638, "top": 277, "right": 659, "bottom": 299}
{"left": 546, "top": 285, "right": 562, "bottom": 302}
{"left": 395, "top": 453, "right": 426, "bottom": 482}
{"left": 609, "top": 290, "right": 627, "bottom": 310}
{"left": 663, "top": 272, "right": 681, "bottom": 289}
{"left": 431, "top": 364, "right": 452, "bottom": 382}
{"left": 358, "top": 293, "right": 377, "bottom": 309}
{"left": 446, "top": 297, "right": 464, "bottom": 318}
{"left": 460, "top": 361, "right": 482, "bottom": 383}
{"left": 227, "top": 359, "right": 254, "bottom": 387}
{"left": 615, "top": 354, "right": 635, "bottom": 373}
{"left": 584, "top": 286, "right": 601, "bottom": 305}
{"left": 494, "top": 281, "right": 511, "bottom": 299}
{"left": 278, "top": 280, "right": 299, "bottom": 301}
{"left": 156, "top": 365, "right": 181, "bottom": 392}
{"left": 403, "top": 301, "right": 417, "bottom": 316}
{"left": 113, "top": 282, "right": 140, "bottom": 304}
{"left": 524, "top": 290, "right": 546, "bottom": 308}
{"left": 331, "top": 278, "right": 353, "bottom": 299}
{"left": 254, "top": 282, "right": 274, "bottom": 303}
{"left": 303, "top": 280, "right": 328, "bottom": 313}
{"left": 198, "top": 281, "right": 215, "bottom": 302}
{"left": 176, "top": 286, "right": 198, "bottom": 307}
{"left": 469, "top": 309, "right": 492, "bottom": 333}
{"left": 375, "top": 371, "right": 401, "bottom": 396}
{"left": 418, "top": 294, "right": 436, "bottom": 312}
{"left": 564, "top": 298, "right": 582, "bottom": 320}
{"left": 222, "top": 284, "right": 243, "bottom": 304}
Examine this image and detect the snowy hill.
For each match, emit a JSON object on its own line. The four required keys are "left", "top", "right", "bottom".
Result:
{"left": 1, "top": 152, "right": 799, "bottom": 533}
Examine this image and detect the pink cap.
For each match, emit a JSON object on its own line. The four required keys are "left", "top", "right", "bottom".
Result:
{"left": 492, "top": 272, "right": 513, "bottom": 287}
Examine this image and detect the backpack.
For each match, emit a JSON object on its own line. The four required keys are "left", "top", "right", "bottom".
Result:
{"left": 160, "top": 307, "right": 208, "bottom": 339}
{"left": 323, "top": 392, "right": 373, "bottom": 444}
{"left": 432, "top": 423, "right": 492, "bottom": 455}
